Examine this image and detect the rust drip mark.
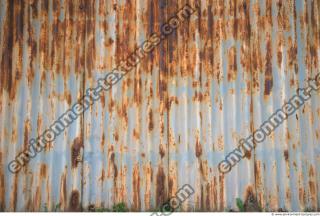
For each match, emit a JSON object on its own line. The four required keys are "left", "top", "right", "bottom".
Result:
{"left": 158, "top": 80, "right": 167, "bottom": 100}
{"left": 133, "top": 76, "right": 142, "bottom": 105}
{"left": 60, "top": 171, "right": 67, "bottom": 211}
{"left": 66, "top": 92, "right": 72, "bottom": 105}
{"left": 40, "top": 164, "right": 47, "bottom": 178}
{"left": 287, "top": 37, "right": 297, "bottom": 69}
{"left": 0, "top": 1, "right": 13, "bottom": 99}
{"left": 132, "top": 164, "right": 141, "bottom": 211}
{"left": 100, "top": 133, "right": 105, "bottom": 151}
{"left": 276, "top": 1, "right": 291, "bottom": 32}
{"left": 212, "top": 177, "right": 217, "bottom": 210}
{"left": 309, "top": 166, "right": 317, "bottom": 205}
{"left": 254, "top": 161, "right": 262, "bottom": 188}
{"left": 277, "top": 48, "right": 282, "bottom": 68}
{"left": 71, "top": 137, "right": 83, "bottom": 169}
{"left": 244, "top": 145, "right": 252, "bottom": 159}
{"left": 199, "top": 160, "right": 208, "bottom": 181}
{"left": 69, "top": 190, "right": 80, "bottom": 211}
{"left": 284, "top": 150, "right": 289, "bottom": 161}
{"left": 206, "top": 183, "right": 210, "bottom": 211}
{"left": 264, "top": 37, "right": 273, "bottom": 96}
{"left": 227, "top": 46, "right": 237, "bottom": 82}
{"left": 109, "top": 152, "right": 118, "bottom": 200}
{"left": 100, "top": 93, "right": 105, "bottom": 108}
{"left": 168, "top": 177, "right": 174, "bottom": 196}
{"left": 133, "top": 128, "right": 140, "bottom": 140}
{"left": 159, "top": 144, "right": 165, "bottom": 159}
{"left": 195, "top": 137, "right": 202, "bottom": 158}
{"left": 23, "top": 120, "right": 30, "bottom": 150}
{"left": 218, "top": 174, "right": 224, "bottom": 211}
{"left": 99, "top": 169, "right": 106, "bottom": 183}
{"left": 193, "top": 91, "right": 204, "bottom": 102}
{"left": 148, "top": 109, "right": 154, "bottom": 131}
{"left": 156, "top": 166, "right": 166, "bottom": 207}
{"left": 114, "top": 132, "right": 119, "bottom": 142}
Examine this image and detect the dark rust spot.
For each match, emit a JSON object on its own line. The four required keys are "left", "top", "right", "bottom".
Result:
{"left": 156, "top": 166, "right": 166, "bottom": 207}
{"left": 148, "top": 109, "right": 154, "bottom": 131}
{"left": 132, "top": 164, "right": 141, "bottom": 210}
{"left": 133, "top": 128, "right": 140, "bottom": 139}
{"left": 284, "top": 150, "right": 289, "bottom": 161}
{"left": 71, "top": 137, "right": 83, "bottom": 169}
{"left": 264, "top": 37, "right": 273, "bottom": 96}
{"left": 108, "top": 37, "right": 114, "bottom": 45}
{"left": 69, "top": 190, "right": 80, "bottom": 211}
{"left": 227, "top": 46, "right": 237, "bottom": 81}
{"left": 159, "top": 144, "right": 165, "bottom": 159}
{"left": 114, "top": 132, "right": 119, "bottom": 142}
{"left": 195, "top": 138, "right": 202, "bottom": 158}
{"left": 244, "top": 186, "right": 260, "bottom": 211}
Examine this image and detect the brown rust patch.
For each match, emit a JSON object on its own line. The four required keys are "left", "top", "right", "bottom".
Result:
{"left": 133, "top": 128, "right": 140, "bottom": 140}
{"left": 60, "top": 171, "right": 67, "bottom": 210}
{"left": 132, "top": 164, "right": 141, "bottom": 210}
{"left": 69, "top": 190, "right": 80, "bottom": 211}
{"left": 114, "top": 132, "right": 119, "bottom": 142}
{"left": 168, "top": 177, "right": 174, "bottom": 196}
{"left": 227, "top": 46, "right": 237, "bottom": 82}
{"left": 156, "top": 166, "right": 166, "bottom": 207}
{"left": 244, "top": 148, "right": 252, "bottom": 160}
{"left": 100, "top": 133, "right": 105, "bottom": 151}
{"left": 287, "top": 37, "right": 297, "bottom": 68}
{"left": 159, "top": 144, "right": 165, "bottom": 159}
{"left": 284, "top": 150, "right": 289, "bottom": 161}
{"left": 99, "top": 169, "right": 106, "bottom": 183}
{"left": 219, "top": 174, "right": 224, "bottom": 211}
{"left": 148, "top": 109, "right": 154, "bottom": 131}
{"left": 40, "top": 164, "right": 47, "bottom": 178}
{"left": 195, "top": 137, "right": 202, "bottom": 158}
{"left": 244, "top": 186, "right": 260, "bottom": 211}
{"left": 264, "top": 37, "right": 273, "bottom": 96}
{"left": 71, "top": 137, "right": 83, "bottom": 169}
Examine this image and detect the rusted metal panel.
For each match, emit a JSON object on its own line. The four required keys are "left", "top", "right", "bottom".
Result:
{"left": 0, "top": 0, "right": 319, "bottom": 212}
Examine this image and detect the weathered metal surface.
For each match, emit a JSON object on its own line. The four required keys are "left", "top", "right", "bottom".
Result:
{"left": 0, "top": 0, "right": 319, "bottom": 212}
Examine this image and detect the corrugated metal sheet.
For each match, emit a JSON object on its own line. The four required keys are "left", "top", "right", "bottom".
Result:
{"left": 0, "top": 0, "right": 319, "bottom": 212}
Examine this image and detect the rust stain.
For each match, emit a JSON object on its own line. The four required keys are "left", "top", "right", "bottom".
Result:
{"left": 71, "top": 136, "right": 83, "bottom": 169}
{"left": 159, "top": 144, "right": 165, "bottom": 159}
{"left": 195, "top": 136, "right": 202, "bottom": 158}
{"left": 264, "top": 35, "right": 273, "bottom": 96}
{"left": 69, "top": 190, "right": 80, "bottom": 211}
{"left": 284, "top": 150, "right": 289, "bottom": 161}
{"left": 60, "top": 171, "right": 67, "bottom": 211}
{"left": 148, "top": 109, "right": 154, "bottom": 131}
{"left": 132, "top": 164, "right": 141, "bottom": 211}
{"left": 244, "top": 186, "right": 259, "bottom": 211}
{"left": 40, "top": 164, "right": 47, "bottom": 178}
{"left": 227, "top": 46, "right": 237, "bottom": 82}
{"left": 156, "top": 166, "right": 166, "bottom": 207}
